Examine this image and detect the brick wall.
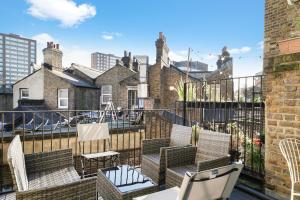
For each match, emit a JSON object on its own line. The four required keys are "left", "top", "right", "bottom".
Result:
{"left": 264, "top": 0, "right": 299, "bottom": 72}
{"left": 264, "top": 0, "right": 300, "bottom": 199}
{"left": 74, "top": 87, "right": 100, "bottom": 110}
{"left": 148, "top": 62, "right": 162, "bottom": 102}
{"left": 95, "top": 64, "right": 137, "bottom": 109}
{"left": 44, "top": 69, "right": 75, "bottom": 110}
{"left": 0, "top": 93, "right": 12, "bottom": 111}
{"left": 265, "top": 53, "right": 300, "bottom": 199}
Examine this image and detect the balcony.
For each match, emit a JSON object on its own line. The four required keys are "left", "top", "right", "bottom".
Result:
{"left": 0, "top": 109, "right": 272, "bottom": 199}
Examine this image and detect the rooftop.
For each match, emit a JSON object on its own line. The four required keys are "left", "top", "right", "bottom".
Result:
{"left": 70, "top": 63, "right": 104, "bottom": 79}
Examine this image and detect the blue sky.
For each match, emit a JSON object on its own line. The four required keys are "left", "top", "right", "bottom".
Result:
{"left": 0, "top": 0, "right": 264, "bottom": 77}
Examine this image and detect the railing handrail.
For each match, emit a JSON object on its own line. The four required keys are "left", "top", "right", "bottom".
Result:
{"left": 0, "top": 109, "right": 173, "bottom": 113}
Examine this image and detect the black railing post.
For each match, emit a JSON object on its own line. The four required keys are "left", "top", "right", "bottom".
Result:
{"left": 183, "top": 82, "right": 187, "bottom": 126}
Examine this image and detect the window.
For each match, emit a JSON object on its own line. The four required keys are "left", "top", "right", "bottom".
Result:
{"left": 101, "top": 85, "right": 112, "bottom": 104}
{"left": 58, "top": 89, "right": 68, "bottom": 109}
{"left": 20, "top": 88, "right": 29, "bottom": 99}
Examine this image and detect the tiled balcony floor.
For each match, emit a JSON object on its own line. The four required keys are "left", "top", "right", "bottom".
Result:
{"left": 0, "top": 189, "right": 262, "bottom": 200}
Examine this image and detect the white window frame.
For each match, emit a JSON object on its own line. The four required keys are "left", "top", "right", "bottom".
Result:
{"left": 101, "top": 85, "right": 112, "bottom": 105}
{"left": 58, "top": 89, "right": 68, "bottom": 109}
{"left": 20, "top": 88, "right": 29, "bottom": 99}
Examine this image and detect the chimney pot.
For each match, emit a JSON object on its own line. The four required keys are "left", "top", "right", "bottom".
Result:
{"left": 159, "top": 32, "right": 163, "bottom": 39}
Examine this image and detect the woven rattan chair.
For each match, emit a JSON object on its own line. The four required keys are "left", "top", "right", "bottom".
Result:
{"left": 134, "top": 163, "right": 243, "bottom": 200}
{"left": 141, "top": 124, "right": 192, "bottom": 185}
{"left": 165, "top": 129, "right": 231, "bottom": 188}
{"left": 279, "top": 138, "right": 300, "bottom": 200}
{"left": 7, "top": 135, "right": 97, "bottom": 200}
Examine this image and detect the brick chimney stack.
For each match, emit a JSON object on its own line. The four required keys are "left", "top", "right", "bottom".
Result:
{"left": 43, "top": 42, "right": 63, "bottom": 71}
{"left": 155, "top": 32, "right": 169, "bottom": 67}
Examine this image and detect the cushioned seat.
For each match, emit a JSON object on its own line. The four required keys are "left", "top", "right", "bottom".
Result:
{"left": 134, "top": 164, "right": 244, "bottom": 200}
{"left": 166, "top": 165, "right": 197, "bottom": 188}
{"left": 141, "top": 124, "right": 192, "bottom": 185}
{"left": 165, "top": 130, "right": 231, "bottom": 188}
{"left": 7, "top": 135, "right": 97, "bottom": 200}
{"left": 142, "top": 154, "right": 160, "bottom": 165}
{"left": 168, "top": 165, "right": 197, "bottom": 176}
{"left": 28, "top": 167, "right": 80, "bottom": 189}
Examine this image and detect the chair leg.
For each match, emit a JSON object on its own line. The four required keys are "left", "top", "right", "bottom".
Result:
{"left": 291, "top": 185, "right": 294, "bottom": 200}
{"left": 81, "top": 157, "right": 85, "bottom": 179}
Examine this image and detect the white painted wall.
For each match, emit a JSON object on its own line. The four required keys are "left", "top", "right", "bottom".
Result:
{"left": 13, "top": 69, "right": 44, "bottom": 108}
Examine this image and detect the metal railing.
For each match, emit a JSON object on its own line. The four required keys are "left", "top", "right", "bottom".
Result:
{"left": 0, "top": 109, "right": 172, "bottom": 194}
{"left": 178, "top": 75, "right": 265, "bottom": 184}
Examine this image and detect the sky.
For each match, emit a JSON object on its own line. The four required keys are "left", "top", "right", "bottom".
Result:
{"left": 0, "top": 0, "right": 265, "bottom": 77}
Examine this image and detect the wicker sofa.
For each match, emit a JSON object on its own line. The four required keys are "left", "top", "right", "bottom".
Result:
{"left": 165, "top": 130, "right": 231, "bottom": 188}
{"left": 141, "top": 124, "right": 192, "bottom": 185}
{"left": 7, "top": 135, "right": 97, "bottom": 200}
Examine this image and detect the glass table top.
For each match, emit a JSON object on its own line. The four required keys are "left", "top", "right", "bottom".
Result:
{"left": 103, "top": 165, "right": 155, "bottom": 193}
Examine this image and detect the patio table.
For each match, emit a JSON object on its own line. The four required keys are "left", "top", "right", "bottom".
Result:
{"left": 97, "top": 165, "right": 158, "bottom": 200}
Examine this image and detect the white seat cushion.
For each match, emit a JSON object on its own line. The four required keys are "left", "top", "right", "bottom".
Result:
{"left": 82, "top": 151, "right": 119, "bottom": 159}
{"left": 133, "top": 187, "right": 180, "bottom": 200}
{"left": 7, "top": 135, "right": 29, "bottom": 191}
{"left": 28, "top": 167, "right": 80, "bottom": 189}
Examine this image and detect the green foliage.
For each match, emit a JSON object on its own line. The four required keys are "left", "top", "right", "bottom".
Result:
{"left": 175, "top": 77, "right": 196, "bottom": 101}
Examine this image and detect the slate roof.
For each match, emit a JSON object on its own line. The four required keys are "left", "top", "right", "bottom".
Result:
{"left": 50, "top": 70, "right": 98, "bottom": 89}
{"left": 70, "top": 63, "right": 103, "bottom": 79}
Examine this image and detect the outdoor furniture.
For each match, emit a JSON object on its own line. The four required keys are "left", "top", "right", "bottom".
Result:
{"left": 7, "top": 135, "right": 97, "bottom": 200}
{"left": 37, "top": 120, "right": 60, "bottom": 131}
{"left": 279, "top": 138, "right": 300, "bottom": 200}
{"left": 77, "top": 122, "right": 120, "bottom": 177}
{"left": 141, "top": 124, "right": 192, "bottom": 185}
{"left": 16, "top": 118, "right": 43, "bottom": 131}
{"left": 133, "top": 163, "right": 243, "bottom": 200}
{"left": 165, "top": 129, "right": 231, "bottom": 188}
{"left": 97, "top": 165, "right": 158, "bottom": 200}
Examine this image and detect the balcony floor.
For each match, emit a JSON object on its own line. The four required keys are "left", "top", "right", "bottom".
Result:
{"left": 0, "top": 188, "right": 262, "bottom": 200}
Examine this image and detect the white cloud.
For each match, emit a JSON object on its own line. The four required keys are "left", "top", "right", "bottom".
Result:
{"left": 258, "top": 41, "right": 264, "bottom": 50}
{"left": 204, "top": 53, "right": 217, "bottom": 60}
{"left": 101, "top": 35, "right": 113, "bottom": 40}
{"left": 32, "top": 33, "right": 91, "bottom": 67}
{"left": 32, "top": 33, "right": 56, "bottom": 44}
{"left": 63, "top": 46, "right": 91, "bottom": 67}
{"left": 32, "top": 33, "right": 58, "bottom": 65}
{"left": 169, "top": 50, "right": 188, "bottom": 61}
{"left": 26, "top": 0, "right": 96, "bottom": 27}
{"left": 228, "top": 46, "right": 251, "bottom": 54}
{"left": 101, "top": 32, "right": 122, "bottom": 40}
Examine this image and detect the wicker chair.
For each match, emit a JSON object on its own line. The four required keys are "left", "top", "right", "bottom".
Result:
{"left": 134, "top": 163, "right": 244, "bottom": 200}
{"left": 7, "top": 135, "right": 97, "bottom": 200}
{"left": 165, "top": 129, "right": 231, "bottom": 188}
{"left": 141, "top": 124, "right": 192, "bottom": 185}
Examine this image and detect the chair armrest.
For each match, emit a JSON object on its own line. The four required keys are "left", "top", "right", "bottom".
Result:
{"left": 141, "top": 138, "right": 170, "bottom": 155}
{"left": 166, "top": 146, "right": 197, "bottom": 168}
{"left": 25, "top": 149, "right": 73, "bottom": 174}
{"left": 16, "top": 176, "right": 97, "bottom": 200}
{"left": 197, "top": 155, "right": 231, "bottom": 172}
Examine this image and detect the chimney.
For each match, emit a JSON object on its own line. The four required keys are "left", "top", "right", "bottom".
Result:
{"left": 155, "top": 32, "right": 169, "bottom": 66}
{"left": 43, "top": 42, "right": 63, "bottom": 71}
